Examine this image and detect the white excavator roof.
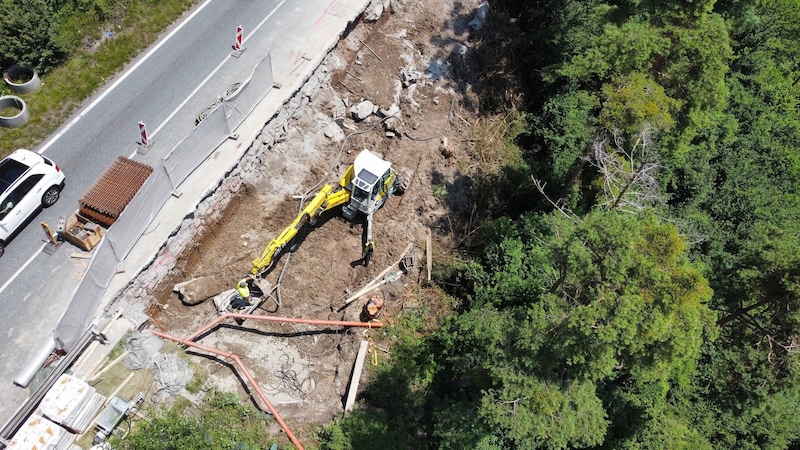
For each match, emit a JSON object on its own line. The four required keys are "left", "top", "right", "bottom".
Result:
{"left": 353, "top": 149, "right": 391, "bottom": 181}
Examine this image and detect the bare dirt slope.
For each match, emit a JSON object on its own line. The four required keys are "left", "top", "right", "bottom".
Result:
{"left": 113, "top": 0, "right": 487, "bottom": 437}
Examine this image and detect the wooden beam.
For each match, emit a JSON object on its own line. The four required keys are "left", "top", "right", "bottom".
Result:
{"left": 344, "top": 243, "right": 413, "bottom": 305}
{"left": 345, "top": 339, "right": 370, "bottom": 413}
{"left": 426, "top": 229, "right": 432, "bottom": 282}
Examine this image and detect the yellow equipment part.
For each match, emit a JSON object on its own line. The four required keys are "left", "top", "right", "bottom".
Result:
{"left": 250, "top": 163, "right": 356, "bottom": 275}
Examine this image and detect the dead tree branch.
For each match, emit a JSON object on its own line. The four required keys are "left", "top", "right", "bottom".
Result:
{"left": 531, "top": 177, "right": 580, "bottom": 222}
{"left": 588, "top": 126, "right": 666, "bottom": 213}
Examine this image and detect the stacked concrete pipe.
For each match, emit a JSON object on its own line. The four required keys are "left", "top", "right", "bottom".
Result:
{"left": 1, "top": 65, "right": 41, "bottom": 128}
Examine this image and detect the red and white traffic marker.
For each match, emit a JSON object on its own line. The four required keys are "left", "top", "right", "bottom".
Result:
{"left": 234, "top": 25, "right": 243, "bottom": 51}
{"left": 138, "top": 121, "right": 149, "bottom": 146}
{"left": 137, "top": 121, "right": 152, "bottom": 154}
{"left": 231, "top": 25, "right": 246, "bottom": 57}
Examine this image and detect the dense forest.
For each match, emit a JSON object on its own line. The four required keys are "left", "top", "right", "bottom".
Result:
{"left": 320, "top": 0, "right": 800, "bottom": 448}
{"left": 4, "top": 0, "right": 799, "bottom": 448}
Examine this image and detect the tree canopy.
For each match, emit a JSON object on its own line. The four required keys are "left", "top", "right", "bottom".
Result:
{"left": 0, "top": 0, "right": 67, "bottom": 73}
{"left": 321, "top": 0, "right": 800, "bottom": 447}
{"left": 426, "top": 210, "right": 716, "bottom": 448}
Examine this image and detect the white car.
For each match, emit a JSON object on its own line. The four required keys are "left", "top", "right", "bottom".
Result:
{"left": 0, "top": 149, "right": 65, "bottom": 257}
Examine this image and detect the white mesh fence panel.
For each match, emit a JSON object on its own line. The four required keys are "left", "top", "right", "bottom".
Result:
{"left": 53, "top": 52, "right": 273, "bottom": 351}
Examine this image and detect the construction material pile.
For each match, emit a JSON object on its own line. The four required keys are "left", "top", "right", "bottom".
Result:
{"left": 7, "top": 414, "right": 74, "bottom": 450}
{"left": 79, "top": 156, "right": 153, "bottom": 227}
{"left": 39, "top": 374, "right": 106, "bottom": 434}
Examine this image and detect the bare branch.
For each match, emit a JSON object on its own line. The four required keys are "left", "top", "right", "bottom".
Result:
{"left": 531, "top": 177, "right": 581, "bottom": 222}
{"left": 660, "top": 216, "right": 708, "bottom": 246}
{"left": 587, "top": 125, "right": 666, "bottom": 212}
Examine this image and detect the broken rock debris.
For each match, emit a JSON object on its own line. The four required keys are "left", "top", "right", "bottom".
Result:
{"left": 350, "top": 99, "right": 376, "bottom": 121}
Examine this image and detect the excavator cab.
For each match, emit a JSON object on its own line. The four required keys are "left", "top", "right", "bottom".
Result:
{"left": 342, "top": 150, "right": 399, "bottom": 220}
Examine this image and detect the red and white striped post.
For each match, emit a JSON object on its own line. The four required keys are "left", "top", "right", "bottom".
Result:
{"left": 138, "top": 121, "right": 149, "bottom": 146}
{"left": 231, "top": 25, "right": 246, "bottom": 57}
{"left": 137, "top": 121, "right": 152, "bottom": 154}
{"left": 234, "top": 25, "right": 243, "bottom": 51}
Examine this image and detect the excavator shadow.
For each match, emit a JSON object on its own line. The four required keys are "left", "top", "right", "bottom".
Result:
{"left": 290, "top": 207, "right": 342, "bottom": 251}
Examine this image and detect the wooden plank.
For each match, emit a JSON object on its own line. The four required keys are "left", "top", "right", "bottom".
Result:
{"left": 426, "top": 229, "right": 432, "bottom": 282}
{"left": 344, "top": 340, "right": 370, "bottom": 413}
{"left": 344, "top": 243, "right": 413, "bottom": 305}
{"left": 88, "top": 350, "right": 129, "bottom": 382}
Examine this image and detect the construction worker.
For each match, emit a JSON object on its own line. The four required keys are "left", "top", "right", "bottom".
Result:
{"left": 236, "top": 275, "right": 253, "bottom": 306}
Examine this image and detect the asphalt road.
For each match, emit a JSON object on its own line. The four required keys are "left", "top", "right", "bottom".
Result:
{"left": 0, "top": 0, "right": 351, "bottom": 426}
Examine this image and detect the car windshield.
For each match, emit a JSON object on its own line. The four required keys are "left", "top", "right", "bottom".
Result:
{"left": 0, "top": 159, "right": 29, "bottom": 193}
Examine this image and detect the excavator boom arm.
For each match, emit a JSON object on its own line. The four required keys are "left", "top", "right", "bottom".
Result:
{"left": 251, "top": 183, "right": 352, "bottom": 275}
{"left": 250, "top": 153, "right": 397, "bottom": 276}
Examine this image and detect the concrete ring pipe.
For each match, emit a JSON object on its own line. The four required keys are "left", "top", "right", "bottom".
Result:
{"left": 0, "top": 95, "right": 30, "bottom": 128}
{"left": 3, "top": 65, "right": 42, "bottom": 94}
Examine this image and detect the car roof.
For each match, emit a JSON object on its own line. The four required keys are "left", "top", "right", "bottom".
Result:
{"left": 0, "top": 149, "right": 45, "bottom": 195}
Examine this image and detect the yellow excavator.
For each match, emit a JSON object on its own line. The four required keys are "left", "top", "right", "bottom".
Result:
{"left": 250, "top": 149, "right": 407, "bottom": 276}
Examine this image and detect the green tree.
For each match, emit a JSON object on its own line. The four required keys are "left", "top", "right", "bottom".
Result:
{"left": 557, "top": 17, "right": 671, "bottom": 82}
{"left": 533, "top": 90, "right": 599, "bottom": 185}
{"left": 110, "top": 390, "right": 277, "bottom": 450}
{"left": 659, "top": 0, "right": 800, "bottom": 445}
{"left": 0, "top": 0, "right": 67, "bottom": 73}
{"left": 599, "top": 72, "right": 679, "bottom": 134}
{"left": 427, "top": 210, "right": 716, "bottom": 448}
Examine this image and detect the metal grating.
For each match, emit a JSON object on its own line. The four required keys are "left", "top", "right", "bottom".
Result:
{"left": 79, "top": 156, "right": 152, "bottom": 227}
{"left": 327, "top": 1, "right": 349, "bottom": 17}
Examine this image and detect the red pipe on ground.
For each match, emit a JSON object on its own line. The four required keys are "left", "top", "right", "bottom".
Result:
{"left": 186, "top": 312, "right": 383, "bottom": 342}
{"left": 147, "top": 329, "right": 305, "bottom": 450}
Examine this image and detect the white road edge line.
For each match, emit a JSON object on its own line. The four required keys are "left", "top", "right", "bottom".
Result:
{"left": 0, "top": 244, "right": 46, "bottom": 295}
{"left": 37, "top": 0, "right": 215, "bottom": 156}
{"left": 1, "top": 0, "right": 217, "bottom": 297}
{"left": 132, "top": 0, "right": 289, "bottom": 158}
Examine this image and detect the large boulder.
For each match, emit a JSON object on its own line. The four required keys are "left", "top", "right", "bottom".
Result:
{"left": 173, "top": 276, "right": 228, "bottom": 305}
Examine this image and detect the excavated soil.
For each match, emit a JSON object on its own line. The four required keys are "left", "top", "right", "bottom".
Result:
{"left": 114, "top": 0, "right": 487, "bottom": 439}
